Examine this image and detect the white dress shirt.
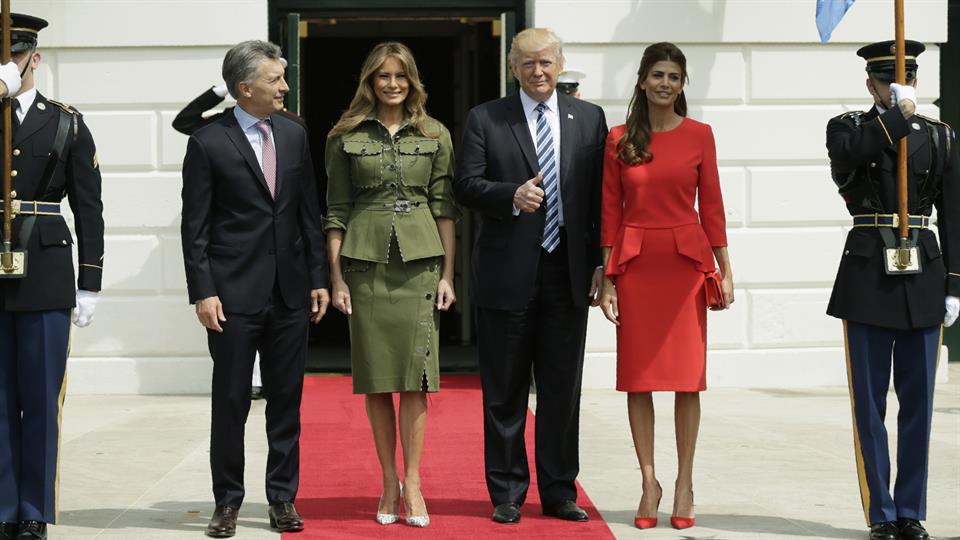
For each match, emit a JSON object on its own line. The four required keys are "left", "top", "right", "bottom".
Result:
{"left": 518, "top": 88, "right": 564, "bottom": 225}
{"left": 14, "top": 87, "right": 36, "bottom": 124}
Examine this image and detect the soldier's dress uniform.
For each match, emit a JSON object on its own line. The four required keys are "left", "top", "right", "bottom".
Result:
{"left": 0, "top": 14, "right": 104, "bottom": 538}
{"left": 826, "top": 40, "right": 957, "bottom": 539}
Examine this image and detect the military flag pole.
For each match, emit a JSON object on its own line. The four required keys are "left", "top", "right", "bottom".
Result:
{"left": 894, "top": 0, "right": 911, "bottom": 261}
{"left": 1, "top": 0, "right": 12, "bottom": 263}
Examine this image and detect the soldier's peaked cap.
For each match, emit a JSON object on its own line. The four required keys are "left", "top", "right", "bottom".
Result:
{"left": 856, "top": 40, "right": 925, "bottom": 82}
{"left": 3, "top": 13, "right": 49, "bottom": 54}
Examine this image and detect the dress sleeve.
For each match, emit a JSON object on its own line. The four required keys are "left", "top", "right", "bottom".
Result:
{"left": 323, "top": 135, "right": 352, "bottom": 231}
{"left": 698, "top": 124, "right": 727, "bottom": 247}
{"left": 600, "top": 129, "right": 623, "bottom": 248}
{"left": 428, "top": 127, "right": 461, "bottom": 221}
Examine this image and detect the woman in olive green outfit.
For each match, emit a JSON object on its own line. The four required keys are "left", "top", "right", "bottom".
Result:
{"left": 324, "top": 42, "right": 458, "bottom": 528}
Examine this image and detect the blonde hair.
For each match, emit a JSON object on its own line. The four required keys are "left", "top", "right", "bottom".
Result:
{"left": 508, "top": 28, "right": 565, "bottom": 76}
{"left": 329, "top": 42, "right": 440, "bottom": 139}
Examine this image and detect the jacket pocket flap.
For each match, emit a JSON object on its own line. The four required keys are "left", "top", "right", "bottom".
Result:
{"left": 919, "top": 234, "right": 942, "bottom": 260}
{"left": 207, "top": 244, "right": 241, "bottom": 256}
{"left": 342, "top": 140, "right": 383, "bottom": 156}
{"left": 397, "top": 139, "right": 439, "bottom": 155}
{"left": 843, "top": 233, "right": 877, "bottom": 257}
{"left": 37, "top": 219, "right": 73, "bottom": 247}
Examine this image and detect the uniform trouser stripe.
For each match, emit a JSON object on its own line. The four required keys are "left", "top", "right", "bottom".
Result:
{"left": 843, "top": 321, "right": 872, "bottom": 526}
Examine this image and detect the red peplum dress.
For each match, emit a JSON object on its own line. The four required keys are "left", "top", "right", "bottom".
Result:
{"left": 601, "top": 119, "right": 727, "bottom": 392}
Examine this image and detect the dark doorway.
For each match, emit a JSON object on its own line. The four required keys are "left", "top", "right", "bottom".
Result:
{"left": 269, "top": 2, "right": 524, "bottom": 371}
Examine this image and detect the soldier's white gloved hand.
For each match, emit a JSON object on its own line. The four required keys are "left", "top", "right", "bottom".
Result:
{"left": 0, "top": 61, "right": 22, "bottom": 98}
{"left": 890, "top": 83, "right": 917, "bottom": 107}
{"left": 212, "top": 83, "right": 228, "bottom": 99}
{"left": 73, "top": 290, "right": 99, "bottom": 328}
{"left": 945, "top": 296, "right": 960, "bottom": 327}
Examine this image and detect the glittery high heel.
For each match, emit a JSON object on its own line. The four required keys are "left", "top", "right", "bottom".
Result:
{"left": 404, "top": 486, "right": 430, "bottom": 528}
{"left": 375, "top": 483, "right": 402, "bottom": 525}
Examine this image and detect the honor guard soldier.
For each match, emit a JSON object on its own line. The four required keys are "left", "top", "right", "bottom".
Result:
{"left": 0, "top": 14, "right": 104, "bottom": 540}
{"left": 826, "top": 40, "right": 958, "bottom": 540}
{"left": 557, "top": 68, "right": 585, "bottom": 98}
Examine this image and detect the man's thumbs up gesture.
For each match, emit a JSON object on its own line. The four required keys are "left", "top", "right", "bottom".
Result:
{"left": 513, "top": 172, "right": 545, "bottom": 213}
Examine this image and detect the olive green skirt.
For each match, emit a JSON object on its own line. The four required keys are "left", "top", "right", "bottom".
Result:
{"left": 342, "top": 238, "right": 441, "bottom": 394}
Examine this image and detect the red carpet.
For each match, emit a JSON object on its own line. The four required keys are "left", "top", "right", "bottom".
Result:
{"left": 292, "top": 374, "right": 615, "bottom": 539}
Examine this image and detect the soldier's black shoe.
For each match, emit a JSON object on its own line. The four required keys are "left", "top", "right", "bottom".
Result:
{"left": 205, "top": 506, "right": 238, "bottom": 538}
{"left": 543, "top": 500, "right": 589, "bottom": 522}
{"left": 15, "top": 521, "right": 46, "bottom": 540}
{"left": 897, "top": 518, "right": 929, "bottom": 540}
{"left": 250, "top": 386, "right": 263, "bottom": 400}
{"left": 869, "top": 521, "right": 900, "bottom": 540}
{"left": 0, "top": 523, "right": 17, "bottom": 540}
{"left": 492, "top": 503, "right": 521, "bottom": 524}
{"left": 268, "top": 502, "right": 304, "bottom": 532}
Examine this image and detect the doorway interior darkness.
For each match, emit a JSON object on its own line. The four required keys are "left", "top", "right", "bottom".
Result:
{"left": 268, "top": 2, "right": 525, "bottom": 371}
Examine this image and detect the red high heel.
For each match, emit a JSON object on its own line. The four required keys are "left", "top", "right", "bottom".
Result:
{"left": 633, "top": 482, "right": 662, "bottom": 529}
{"left": 670, "top": 490, "right": 695, "bottom": 529}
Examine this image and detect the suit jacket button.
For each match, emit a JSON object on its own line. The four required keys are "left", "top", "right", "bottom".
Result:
{"left": 870, "top": 162, "right": 876, "bottom": 168}
{"left": 12, "top": 148, "right": 20, "bottom": 156}
{"left": 10, "top": 170, "right": 16, "bottom": 177}
{"left": 61, "top": 240, "right": 67, "bottom": 245}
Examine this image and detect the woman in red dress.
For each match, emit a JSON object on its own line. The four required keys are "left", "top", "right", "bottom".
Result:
{"left": 599, "top": 42, "right": 734, "bottom": 530}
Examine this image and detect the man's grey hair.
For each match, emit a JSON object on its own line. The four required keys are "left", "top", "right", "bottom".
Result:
{"left": 222, "top": 40, "right": 283, "bottom": 99}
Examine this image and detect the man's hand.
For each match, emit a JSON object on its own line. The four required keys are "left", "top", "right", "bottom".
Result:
{"left": 890, "top": 82, "right": 917, "bottom": 117}
{"left": 196, "top": 296, "right": 226, "bottom": 333}
{"left": 514, "top": 172, "right": 545, "bottom": 213}
{"left": 0, "top": 61, "right": 22, "bottom": 98}
{"left": 72, "top": 290, "right": 99, "bottom": 328}
{"left": 588, "top": 266, "right": 604, "bottom": 307}
{"left": 311, "top": 288, "right": 330, "bottom": 323}
{"left": 945, "top": 296, "right": 959, "bottom": 327}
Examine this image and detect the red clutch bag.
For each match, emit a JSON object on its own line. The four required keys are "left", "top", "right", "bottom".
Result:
{"left": 705, "top": 271, "right": 726, "bottom": 310}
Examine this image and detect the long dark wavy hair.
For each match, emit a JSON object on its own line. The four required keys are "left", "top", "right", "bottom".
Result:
{"left": 617, "top": 42, "right": 689, "bottom": 165}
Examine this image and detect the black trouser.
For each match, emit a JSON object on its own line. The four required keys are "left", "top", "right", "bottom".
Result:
{"left": 477, "top": 236, "right": 589, "bottom": 507}
{"left": 207, "top": 284, "right": 309, "bottom": 508}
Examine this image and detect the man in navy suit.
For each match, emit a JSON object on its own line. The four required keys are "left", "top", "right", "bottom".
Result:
{"left": 454, "top": 28, "right": 607, "bottom": 525}
{"left": 180, "top": 40, "right": 329, "bottom": 538}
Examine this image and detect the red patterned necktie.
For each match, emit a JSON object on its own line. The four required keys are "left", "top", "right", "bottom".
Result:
{"left": 254, "top": 120, "right": 276, "bottom": 198}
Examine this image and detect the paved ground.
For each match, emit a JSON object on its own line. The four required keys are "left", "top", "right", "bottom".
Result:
{"left": 47, "top": 366, "right": 960, "bottom": 539}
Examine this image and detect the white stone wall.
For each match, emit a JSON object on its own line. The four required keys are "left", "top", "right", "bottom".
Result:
{"left": 532, "top": 0, "right": 949, "bottom": 388}
{"left": 12, "top": 0, "right": 949, "bottom": 393}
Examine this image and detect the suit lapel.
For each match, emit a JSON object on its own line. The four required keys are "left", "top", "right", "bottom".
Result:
{"left": 14, "top": 93, "right": 55, "bottom": 146}
{"left": 557, "top": 94, "right": 575, "bottom": 190}
{"left": 223, "top": 114, "right": 272, "bottom": 200}
{"left": 506, "top": 94, "right": 539, "bottom": 176}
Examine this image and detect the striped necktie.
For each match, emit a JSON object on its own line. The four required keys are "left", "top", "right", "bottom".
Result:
{"left": 255, "top": 119, "right": 277, "bottom": 198}
{"left": 535, "top": 102, "right": 560, "bottom": 253}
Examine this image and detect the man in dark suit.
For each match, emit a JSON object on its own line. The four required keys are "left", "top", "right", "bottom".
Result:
{"left": 180, "top": 40, "right": 329, "bottom": 538}
{"left": 0, "top": 14, "right": 104, "bottom": 540}
{"left": 826, "top": 40, "right": 959, "bottom": 540}
{"left": 453, "top": 28, "right": 607, "bottom": 525}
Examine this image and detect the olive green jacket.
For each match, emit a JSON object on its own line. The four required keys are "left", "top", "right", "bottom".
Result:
{"left": 324, "top": 116, "right": 459, "bottom": 262}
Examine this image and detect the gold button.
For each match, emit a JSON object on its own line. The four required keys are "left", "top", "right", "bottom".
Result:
{"left": 10, "top": 170, "right": 16, "bottom": 177}
{"left": 12, "top": 149, "right": 20, "bottom": 156}
{"left": 61, "top": 240, "right": 67, "bottom": 245}
{"left": 9, "top": 191, "right": 15, "bottom": 198}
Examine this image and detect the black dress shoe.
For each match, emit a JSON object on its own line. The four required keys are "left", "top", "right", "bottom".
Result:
{"left": 898, "top": 518, "right": 929, "bottom": 540}
{"left": 543, "top": 501, "right": 589, "bottom": 522}
{"left": 15, "top": 522, "right": 46, "bottom": 540}
{"left": 869, "top": 521, "right": 901, "bottom": 540}
{"left": 492, "top": 503, "right": 521, "bottom": 524}
{"left": 0, "top": 523, "right": 18, "bottom": 540}
{"left": 250, "top": 386, "right": 263, "bottom": 400}
{"left": 268, "top": 502, "right": 304, "bottom": 532}
{"left": 205, "top": 506, "right": 238, "bottom": 538}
